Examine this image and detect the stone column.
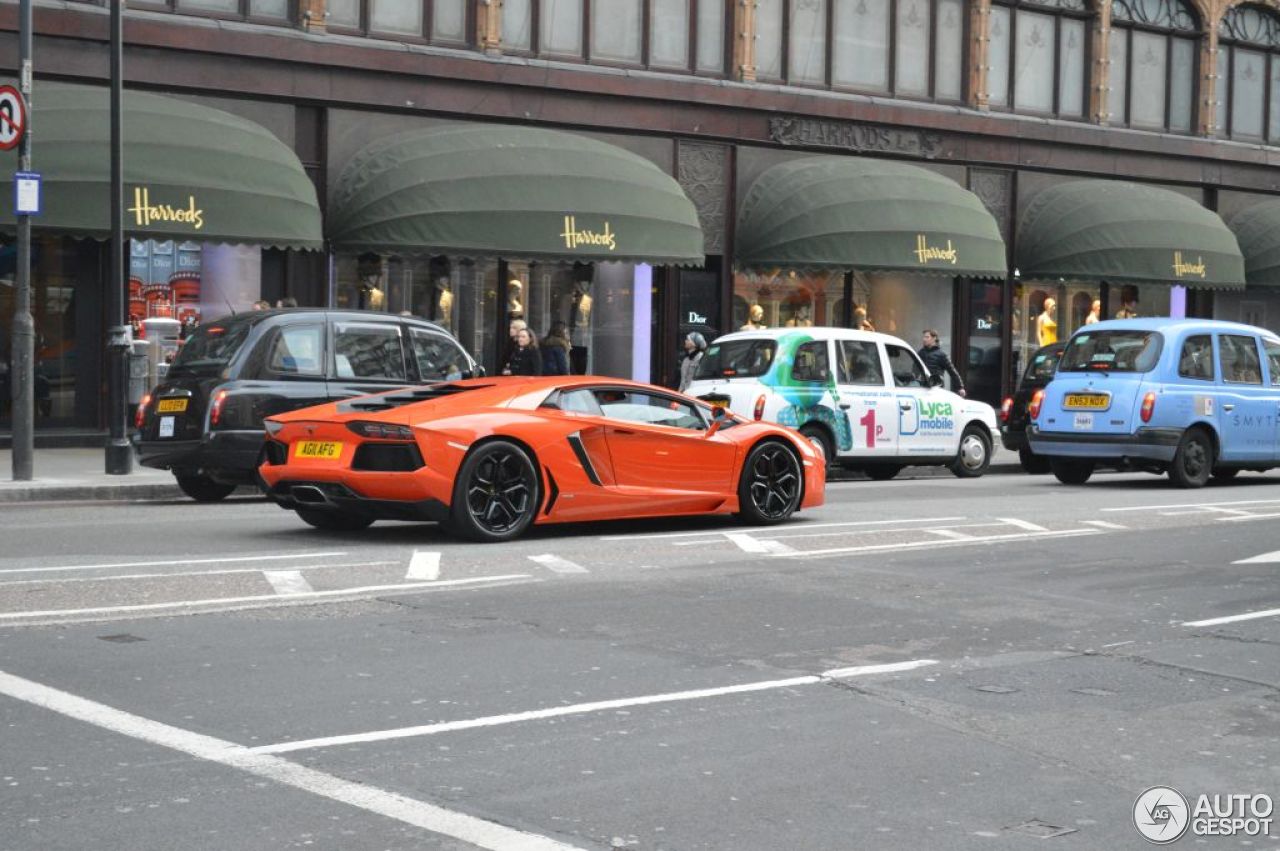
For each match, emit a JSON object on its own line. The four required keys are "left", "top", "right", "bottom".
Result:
{"left": 1091, "top": 0, "right": 1112, "bottom": 124}
{"left": 478, "top": 0, "right": 503, "bottom": 54}
{"left": 969, "top": 0, "right": 991, "bottom": 110}
{"left": 734, "top": 0, "right": 757, "bottom": 82}
{"left": 1200, "top": 7, "right": 1221, "bottom": 137}
{"left": 300, "top": 0, "right": 326, "bottom": 32}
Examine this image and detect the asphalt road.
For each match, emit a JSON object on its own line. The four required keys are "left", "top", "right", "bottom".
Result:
{"left": 1, "top": 469, "right": 1278, "bottom": 850}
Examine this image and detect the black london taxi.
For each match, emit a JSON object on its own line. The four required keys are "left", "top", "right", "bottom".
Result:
{"left": 999, "top": 341, "right": 1067, "bottom": 474}
{"left": 134, "top": 309, "right": 479, "bottom": 501}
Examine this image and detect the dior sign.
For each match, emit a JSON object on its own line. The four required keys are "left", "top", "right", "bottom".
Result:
{"left": 768, "top": 117, "right": 944, "bottom": 159}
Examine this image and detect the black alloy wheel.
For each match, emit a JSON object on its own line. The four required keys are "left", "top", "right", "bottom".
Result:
{"left": 295, "top": 507, "right": 375, "bottom": 532}
{"left": 449, "top": 440, "right": 539, "bottom": 542}
{"left": 1169, "top": 428, "right": 1213, "bottom": 489}
{"left": 175, "top": 473, "right": 237, "bottom": 503}
{"left": 737, "top": 441, "right": 803, "bottom": 525}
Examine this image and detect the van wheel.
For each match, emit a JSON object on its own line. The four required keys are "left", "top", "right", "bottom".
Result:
{"left": 950, "top": 426, "right": 991, "bottom": 478}
{"left": 737, "top": 441, "right": 803, "bottom": 525}
{"left": 1169, "top": 429, "right": 1213, "bottom": 489}
{"left": 1050, "top": 459, "right": 1094, "bottom": 485}
{"left": 175, "top": 473, "right": 236, "bottom": 503}
{"left": 799, "top": 424, "right": 834, "bottom": 467}
{"left": 1018, "top": 444, "right": 1052, "bottom": 475}
{"left": 865, "top": 465, "right": 903, "bottom": 481}
{"left": 295, "top": 508, "right": 374, "bottom": 532}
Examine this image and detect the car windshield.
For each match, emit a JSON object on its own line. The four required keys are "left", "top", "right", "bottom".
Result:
{"left": 1023, "top": 346, "right": 1064, "bottom": 383}
{"left": 1060, "top": 330, "right": 1162, "bottom": 373}
{"left": 696, "top": 339, "right": 776, "bottom": 379}
{"left": 168, "top": 320, "right": 255, "bottom": 378}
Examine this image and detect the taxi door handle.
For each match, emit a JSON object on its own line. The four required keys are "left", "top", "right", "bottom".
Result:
{"left": 839, "top": 403, "right": 852, "bottom": 410}
{"left": 1222, "top": 404, "right": 1235, "bottom": 412}
{"left": 899, "top": 403, "right": 912, "bottom": 411}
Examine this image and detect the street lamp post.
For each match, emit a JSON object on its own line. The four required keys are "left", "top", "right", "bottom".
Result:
{"left": 10, "top": 0, "right": 34, "bottom": 481}
{"left": 105, "top": 0, "right": 131, "bottom": 475}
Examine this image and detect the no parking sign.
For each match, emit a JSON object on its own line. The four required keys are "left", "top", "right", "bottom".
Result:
{"left": 0, "top": 85, "right": 26, "bottom": 151}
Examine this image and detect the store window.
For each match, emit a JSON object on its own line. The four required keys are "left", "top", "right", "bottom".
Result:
{"left": 760, "top": 0, "right": 964, "bottom": 98}
{"left": 128, "top": 0, "right": 293, "bottom": 21}
{"left": 733, "top": 270, "right": 843, "bottom": 331}
{"left": 512, "top": 0, "right": 728, "bottom": 73}
{"left": 988, "top": 0, "right": 1090, "bottom": 117}
{"left": 327, "top": 0, "right": 470, "bottom": 44}
{"left": 1109, "top": 0, "right": 1199, "bottom": 132}
{"left": 1217, "top": 5, "right": 1280, "bottom": 142}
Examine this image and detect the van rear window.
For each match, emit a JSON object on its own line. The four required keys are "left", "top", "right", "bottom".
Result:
{"left": 695, "top": 340, "right": 776, "bottom": 380}
{"left": 1061, "top": 330, "right": 1162, "bottom": 373}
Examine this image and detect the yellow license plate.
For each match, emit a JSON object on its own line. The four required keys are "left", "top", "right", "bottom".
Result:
{"left": 1064, "top": 394, "right": 1109, "bottom": 410}
{"left": 294, "top": 440, "right": 343, "bottom": 460}
{"left": 156, "top": 398, "right": 188, "bottom": 413}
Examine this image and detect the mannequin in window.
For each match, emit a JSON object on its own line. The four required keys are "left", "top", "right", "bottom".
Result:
{"left": 1037, "top": 297, "right": 1058, "bottom": 347}
{"left": 1084, "top": 299, "right": 1101, "bottom": 325}
{"left": 570, "top": 280, "right": 593, "bottom": 344}
{"left": 786, "top": 305, "right": 813, "bottom": 327}
{"left": 1115, "top": 286, "right": 1140, "bottom": 319}
{"left": 507, "top": 279, "right": 524, "bottom": 320}
{"left": 741, "top": 304, "right": 767, "bottom": 331}
{"left": 854, "top": 305, "right": 875, "bottom": 332}
{"left": 434, "top": 278, "right": 454, "bottom": 332}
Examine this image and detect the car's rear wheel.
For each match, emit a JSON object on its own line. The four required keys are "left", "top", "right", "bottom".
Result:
{"left": 737, "top": 440, "right": 803, "bottom": 526}
{"left": 1169, "top": 428, "right": 1213, "bottom": 489}
{"left": 295, "top": 507, "right": 375, "bottom": 532}
{"left": 864, "top": 465, "right": 903, "bottom": 481}
{"left": 1211, "top": 467, "right": 1240, "bottom": 482}
{"left": 1018, "top": 443, "right": 1052, "bottom": 475}
{"left": 448, "top": 440, "right": 539, "bottom": 542}
{"left": 175, "top": 473, "right": 236, "bottom": 503}
{"left": 950, "top": 425, "right": 991, "bottom": 478}
{"left": 1050, "top": 459, "right": 1094, "bottom": 485}
{"left": 798, "top": 424, "right": 834, "bottom": 468}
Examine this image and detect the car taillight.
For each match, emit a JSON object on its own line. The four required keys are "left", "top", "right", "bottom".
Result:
{"left": 1140, "top": 391, "right": 1157, "bottom": 423}
{"left": 999, "top": 397, "right": 1013, "bottom": 423}
{"left": 1028, "top": 389, "right": 1044, "bottom": 421}
{"left": 209, "top": 389, "right": 228, "bottom": 427}
{"left": 347, "top": 421, "right": 414, "bottom": 440}
{"left": 753, "top": 395, "right": 766, "bottom": 421}
{"left": 264, "top": 419, "right": 285, "bottom": 437}
{"left": 135, "top": 393, "right": 151, "bottom": 429}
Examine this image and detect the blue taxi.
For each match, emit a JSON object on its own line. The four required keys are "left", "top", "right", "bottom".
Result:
{"left": 1027, "top": 319, "right": 1280, "bottom": 487}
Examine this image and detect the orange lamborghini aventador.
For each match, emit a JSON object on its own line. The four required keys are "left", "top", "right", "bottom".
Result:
{"left": 259, "top": 376, "right": 826, "bottom": 542}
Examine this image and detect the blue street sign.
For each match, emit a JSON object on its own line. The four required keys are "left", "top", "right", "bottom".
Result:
{"left": 14, "top": 170, "right": 39, "bottom": 216}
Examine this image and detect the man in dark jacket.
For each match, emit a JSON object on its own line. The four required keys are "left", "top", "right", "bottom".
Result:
{"left": 917, "top": 329, "right": 966, "bottom": 397}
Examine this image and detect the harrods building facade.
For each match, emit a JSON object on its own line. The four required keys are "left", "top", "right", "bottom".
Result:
{"left": 5, "top": 0, "right": 1280, "bottom": 434}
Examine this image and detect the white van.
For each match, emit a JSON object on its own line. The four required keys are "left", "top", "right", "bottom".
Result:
{"left": 685, "top": 328, "right": 999, "bottom": 479}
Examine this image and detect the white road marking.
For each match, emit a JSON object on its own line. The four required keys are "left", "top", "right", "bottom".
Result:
{"left": 1234, "top": 550, "right": 1280, "bottom": 564}
{"left": 0, "top": 551, "right": 349, "bottom": 576}
{"left": 926, "top": 529, "right": 975, "bottom": 541}
{"left": 527, "top": 554, "right": 589, "bottom": 574}
{"left": 598, "top": 517, "right": 966, "bottom": 541}
{"left": 0, "top": 575, "right": 533, "bottom": 621}
{"left": 1081, "top": 520, "right": 1128, "bottom": 530}
{"left": 1103, "top": 498, "right": 1280, "bottom": 513}
{"left": 263, "top": 570, "right": 314, "bottom": 596}
{"left": 1183, "top": 607, "right": 1280, "bottom": 627}
{"left": 773, "top": 528, "right": 1103, "bottom": 559}
{"left": 405, "top": 551, "right": 441, "bottom": 581}
{"left": 1219, "top": 512, "right": 1280, "bottom": 523}
{"left": 670, "top": 521, "right": 1005, "bottom": 547}
{"left": 0, "top": 670, "right": 583, "bottom": 851}
{"left": 251, "top": 659, "right": 939, "bottom": 755}
{"left": 996, "top": 517, "right": 1048, "bottom": 533}
{"left": 0, "top": 562, "right": 399, "bottom": 587}
{"left": 723, "top": 533, "right": 795, "bottom": 554}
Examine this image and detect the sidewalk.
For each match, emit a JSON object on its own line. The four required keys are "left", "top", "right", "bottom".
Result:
{"left": 0, "top": 444, "right": 1024, "bottom": 504}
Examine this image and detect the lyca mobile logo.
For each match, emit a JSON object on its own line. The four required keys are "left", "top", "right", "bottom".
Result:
{"left": 917, "top": 399, "right": 955, "bottom": 432}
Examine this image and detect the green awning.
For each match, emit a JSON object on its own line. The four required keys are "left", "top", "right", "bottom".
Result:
{"left": 735, "top": 156, "right": 1007, "bottom": 277}
{"left": 1016, "top": 180, "right": 1244, "bottom": 290}
{"left": 1227, "top": 200, "right": 1280, "bottom": 287}
{"left": 0, "top": 82, "right": 322, "bottom": 249}
{"left": 328, "top": 124, "right": 704, "bottom": 264}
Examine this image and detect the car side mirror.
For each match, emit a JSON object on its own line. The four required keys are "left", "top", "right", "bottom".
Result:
{"left": 705, "top": 405, "right": 727, "bottom": 437}
{"left": 928, "top": 372, "right": 944, "bottom": 388}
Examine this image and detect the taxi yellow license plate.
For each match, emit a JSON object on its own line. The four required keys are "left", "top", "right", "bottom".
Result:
{"left": 1064, "top": 393, "right": 1109, "bottom": 410}
{"left": 294, "top": 440, "right": 343, "bottom": 460}
{"left": 156, "top": 398, "right": 188, "bottom": 413}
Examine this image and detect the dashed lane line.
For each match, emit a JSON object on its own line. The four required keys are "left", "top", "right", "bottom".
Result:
{"left": 1102, "top": 498, "right": 1280, "bottom": 513}
{"left": 0, "top": 670, "right": 584, "bottom": 851}
{"left": 250, "top": 659, "right": 940, "bottom": 755}
{"left": 528, "top": 554, "right": 589, "bottom": 574}
{"left": 405, "top": 551, "right": 441, "bottom": 581}
{"left": 0, "top": 561, "right": 399, "bottom": 587}
{"left": 0, "top": 551, "right": 350, "bottom": 576}
{"left": 598, "top": 517, "right": 966, "bottom": 541}
{"left": 0, "top": 575, "right": 533, "bottom": 621}
{"left": 995, "top": 517, "right": 1049, "bottom": 532}
{"left": 1183, "top": 607, "right": 1280, "bottom": 628}
{"left": 772, "top": 528, "right": 1104, "bottom": 559}
{"left": 1081, "top": 520, "right": 1128, "bottom": 530}
{"left": 723, "top": 532, "right": 795, "bottom": 554}
{"left": 263, "top": 570, "right": 314, "bottom": 596}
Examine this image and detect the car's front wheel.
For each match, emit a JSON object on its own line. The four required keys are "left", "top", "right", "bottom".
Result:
{"left": 1050, "top": 459, "right": 1094, "bottom": 485}
{"left": 295, "top": 508, "right": 374, "bottom": 532}
{"left": 737, "top": 440, "right": 803, "bottom": 526}
{"left": 950, "top": 425, "right": 991, "bottom": 478}
{"left": 447, "top": 440, "right": 539, "bottom": 542}
{"left": 175, "top": 473, "right": 237, "bottom": 503}
{"left": 1018, "top": 443, "right": 1052, "bottom": 475}
{"left": 798, "top": 424, "right": 834, "bottom": 468}
{"left": 1169, "top": 428, "right": 1214, "bottom": 489}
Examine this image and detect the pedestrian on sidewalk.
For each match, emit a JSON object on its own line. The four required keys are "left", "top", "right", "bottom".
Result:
{"left": 503, "top": 326, "right": 542, "bottom": 376}
{"left": 917, "top": 329, "right": 965, "bottom": 397}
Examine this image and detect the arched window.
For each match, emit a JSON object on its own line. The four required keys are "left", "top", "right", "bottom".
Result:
{"left": 1109, "top": 0, "right": 1199, "bottom": 132}
{"left": 1217, "top": 5, "right": 1280, "bottom": 141}
{"left": 988, "top": 0, "right": 1092, "bottom": 118}
{"left": 753, "top": 0, "right": 966, "bottom": 100}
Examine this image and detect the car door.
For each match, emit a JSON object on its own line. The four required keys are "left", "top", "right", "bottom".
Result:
{"left": 884, "top": 342, "right": 953, "bottom": 455}
{"left": 254, "top": 321, "right": 330, "bottom": 418}
{"left": 592, "top": 388, "right": 738, "bottom": 497}
{"left": 407, "top": 326, "right": 472, "bottom": 382}
{"left": 834, "top": 338, "right": 898, "bottom": 457}
{"left": 326, "top": 319, "right": 412, "bottom": 402}
{"left": 1216, "top": 333, "right": 1274, "bottom": 463}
